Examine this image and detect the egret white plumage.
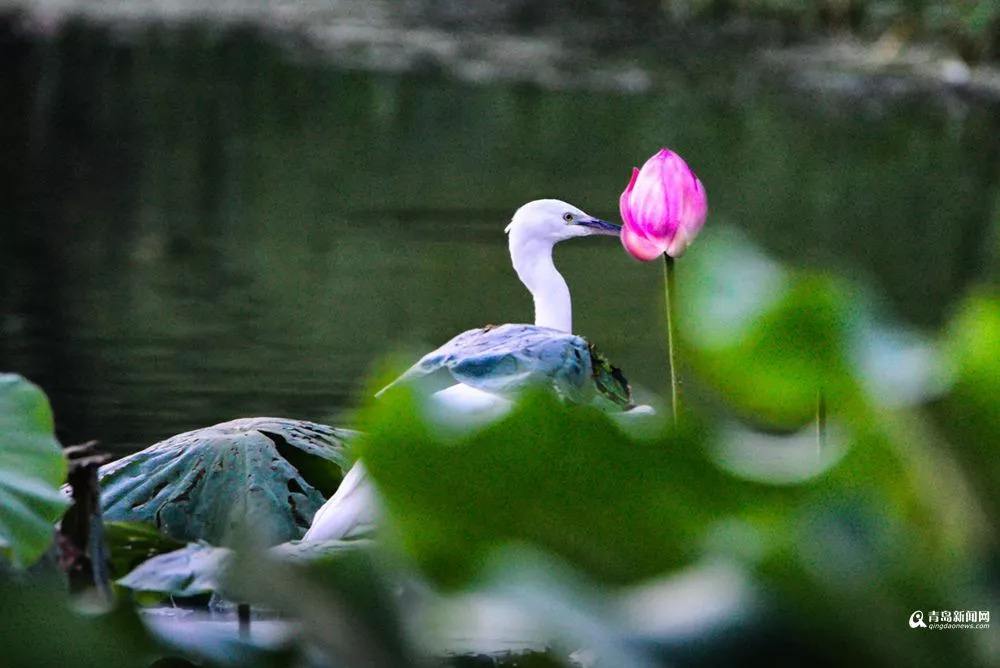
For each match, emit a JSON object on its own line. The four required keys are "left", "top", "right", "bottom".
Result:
{"left": 305, "top": 200, "right": 642, "bottom": 541}
{"left": 379, "top": 200, "right": 632, "bottom": 419}
{"left": 506, "top": 199, "right": 622, "bottom": 332}
{"left": 300, "top": 458, "right": 377, "bottom": 541}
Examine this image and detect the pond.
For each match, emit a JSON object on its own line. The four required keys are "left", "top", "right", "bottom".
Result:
{"left": 1, "top": 23, "right": 997, "bottom": 454}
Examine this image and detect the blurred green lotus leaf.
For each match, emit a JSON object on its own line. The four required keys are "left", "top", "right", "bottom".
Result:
{"left": 944, "top": 289, "right": 1000, "bottom": 437}
{"left": 1, "top": 578, "right": 155, "bottom": 667}
{"left": 99, "top": 418, "right": 353, "bottom": 547}
{"left": 679, "top": 230, "right": 859, "bottom": 428}
{"left": 358, "top": 387, "right": 790, "bottom": 586}
{"left": 941, "top": 289, "right": 1000, "bottom": 523}
{"left": 849, "top": 317, "right": 945, "bottom": 407}
{"left": 0, "top": 374, "right": 69, "bottom": 568}
{"left": 358, "top": 383, "right": 988, "bottom": 665}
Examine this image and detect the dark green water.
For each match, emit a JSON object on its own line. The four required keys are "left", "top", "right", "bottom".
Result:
{"left": 1, "top": 25, "right": 997, "bottom": 453}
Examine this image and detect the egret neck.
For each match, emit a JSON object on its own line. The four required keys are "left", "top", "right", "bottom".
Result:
{"left": 508, "top": 231, "right": 572, "bottom": 332}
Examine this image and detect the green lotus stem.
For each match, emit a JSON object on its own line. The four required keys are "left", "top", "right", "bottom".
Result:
{"left": 662, "top": 255, "right": 678, "bottom": 422}
{"left": 816, "top": 389, "right": 827, "bottom": 452}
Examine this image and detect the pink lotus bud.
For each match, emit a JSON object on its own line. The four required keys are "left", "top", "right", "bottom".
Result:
{"left": 619, "top": 149, "right": 708, "bottom": 261}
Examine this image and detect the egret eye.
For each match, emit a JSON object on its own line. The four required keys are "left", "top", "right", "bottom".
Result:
{"left": 563, "top": 212, "right": 574, "bottom": 222}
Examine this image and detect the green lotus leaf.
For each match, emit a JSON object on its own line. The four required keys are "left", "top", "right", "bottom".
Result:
{"left": 100, "top": 418, "right": 354, "bottom": 547}
{"left": 941, "top": 290, "right": 1000, "bottom": 524}
{"left": 0, "top": 374, "right": 69, "bottom": 568}
{"left": 358, "top": 388, "right": 722, "bottom": 586}
{"left": 679, "top": 230, "right": 859, "bottom": 428}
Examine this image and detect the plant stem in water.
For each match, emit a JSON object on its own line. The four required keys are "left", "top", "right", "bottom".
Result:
{"left": 238, "top": 602, "right": 251, "bottom": 639}
{"left": 816, "top": 389, "right": 827, "bottom": 454}
{"left": 663, "top": 255, "right": 678, "bottom": 422}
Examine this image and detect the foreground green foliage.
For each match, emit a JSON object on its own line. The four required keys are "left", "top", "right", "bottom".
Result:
{"left": 940, "top": 290, "right": 1000, "bottom": 525}
{"left": 361, "top": 391, "right": 724, "bottom": 585}
{"left": 0, "top": 578, "right": 156, "bottom": 667}
{"left": 354, "top": 232, "right": 997, "bottom": 665}
{"left": 679, "top": 233, "right": 859, "bottom": 426}
{"left": 0, "top": 375, "right": 69, "bottom": 569}
{"left": 358, "top": 385, "right": 987, "bottom": 665}
{"left": 1, "top": 238, "right": 996, "bottom": 667}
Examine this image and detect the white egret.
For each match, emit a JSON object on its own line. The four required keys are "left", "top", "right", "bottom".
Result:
{"left": 380, "top": 199, "right": 633, "bottom": 419}
{"left": 305, "top": 200, "right": 639, "bottom": 541}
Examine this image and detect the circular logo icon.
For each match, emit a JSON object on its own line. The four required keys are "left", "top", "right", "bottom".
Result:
{"left": 909, "top": 610, "right": 927, "bottom": 628}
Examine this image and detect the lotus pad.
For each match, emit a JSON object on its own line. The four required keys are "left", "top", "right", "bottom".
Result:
{"left": 99, "top": 418, "right": 353, "bottom": 546}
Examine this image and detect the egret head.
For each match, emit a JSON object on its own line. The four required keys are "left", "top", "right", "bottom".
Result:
{"left": 505, "top": 199, "right": 620, "bottom": 243}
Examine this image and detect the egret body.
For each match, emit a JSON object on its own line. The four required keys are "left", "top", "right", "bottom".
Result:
{"left": 412, "top": 200, "right": 620, "bottom": 416}
{"left": 305, "top": 200, "right": 628, "bottom": 541}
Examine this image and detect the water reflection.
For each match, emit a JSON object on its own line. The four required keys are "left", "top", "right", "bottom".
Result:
{"left": 1, "top": 23, "right": 997, "bottom": 452}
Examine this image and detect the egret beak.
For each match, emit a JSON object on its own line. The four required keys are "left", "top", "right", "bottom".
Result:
{"left": 575, "top": 217, "right": 621, "bottom": 236}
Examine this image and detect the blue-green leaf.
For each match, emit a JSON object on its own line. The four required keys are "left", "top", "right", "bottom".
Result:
{"left": 100, "top": 418, "right": 353, "bottom": 546}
